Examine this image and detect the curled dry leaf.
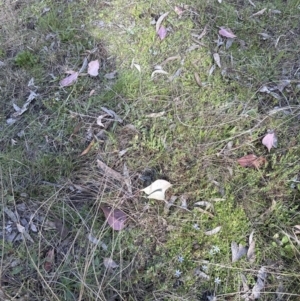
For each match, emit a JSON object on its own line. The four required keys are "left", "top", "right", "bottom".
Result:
{"left": 88, "top": 60, "right": 100, "bottom": 77}
{"left": 156, "top": 12, "right": 169, "bottom": 33}
{"left": 133, "top": 63, "right": 141, "bottom": 73}
{"left": 205, "top": 226, "right": 221, "bottom": 236}
{"left": 60, "top": 72, "right": 79, "bottom": 87}
{"left": 80, "top": 139, "right": 95, "bottom": 156}
{"left": 141, "top": 179, "right": 172, "bottom": 201}
{"left": 262, "top": 131, "right": 277, "bottom": 152}
{"left": 194, "top": 72, "right": 202, "bottom": 87}
{"left": 219, "top": 27, "right": 237, "bottom": 38}
{"left": 151, "top": 69, "right": 169, "bottom": 78}
{"left": 44, "top": 248, "right": 55, "bottom": 272}
{"left": 101, "top": 206, "right": 127, "bottom": 231}
{"left": 247, "top": 231, "right": 256, "bottom": 263}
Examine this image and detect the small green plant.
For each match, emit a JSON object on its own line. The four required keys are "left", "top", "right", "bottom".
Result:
{"left": 14, "top": 50, "right": 38, "bottom": 68}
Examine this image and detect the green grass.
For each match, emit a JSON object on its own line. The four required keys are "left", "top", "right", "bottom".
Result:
{"left": 1, "top": 0, "right": 300, "bottom": 300}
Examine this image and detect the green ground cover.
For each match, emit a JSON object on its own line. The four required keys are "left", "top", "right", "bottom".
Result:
{"left": 1, "top": 0, "right": 300, "bottom": 300}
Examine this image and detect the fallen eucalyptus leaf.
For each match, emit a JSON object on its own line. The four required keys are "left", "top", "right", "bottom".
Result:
{"left": 157, "top": 26, "right": 167, "bottom": 40}
{"left": 156, "top": 12, "right": 169, "bottom": 33}
{"left": 251, "top": 8, "right": 267, "bottom": 17}
{"left": 251, "top": 266, "right": 267, "bottom": 299}
{"left": 219, "top": 27, "right": 237, "bottom": 38}
{"left": 101, "top": 107, "right": 123, "bottom": 122}
{"left": 151, "top": 69, "right": 169, "bottom": 78}
{"left": 231, "top": 242, "right": 247, "bottom": 262}
{"left": 194, "top": 72, "right": 202, "bottom": 87}
{"left": 213, "top": 53, "right": 221, "bottom": 68}
{"left": 141, "top": 179, "right": 172, "bottom": 201}
{"left": 133, "top": 63, "right": 141, "bottom": 73}
{"left": 101, "top": 206, "right": 127, "bottom": 231}
{"left": 205, "top": 226, "right": 221, "bottom": 236}
{"left": 60, "top": 72, "right": 79, "bottom": 87}
{"left": 262, "top": 131, "right": 277, "bottom": 152}
{"left": 88, "top": 60, "right": 100, "bottom": 77}
{"left": 146, "top": 111, "right": 165, "bottom": 118}
{"left": 44, "top": 248, "right": 55, "bottom": 272}
{"left": 247, "top": 231, "right": 256, "bottom": 263}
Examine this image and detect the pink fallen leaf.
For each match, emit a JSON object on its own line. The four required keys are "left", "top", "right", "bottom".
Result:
{"left": 88, "top": 60, "right": 100, "bottom": 77}
{"left": 174, "top": 6, "right": 184, "bottom": 16}
{"left": 101, "top": 206, "right": 127, "bottom": 231}
{"left": 219, "top": 27, "right": 237, "bottom": 38}
{"left": 157, "top": 26, "right": 167, "bottom": 40}
{"left": 262, "top": 131, "right": 277, "bottom": 152}
{"left": 44, "top": 248, "right": 55, "bottom": 272}
{"left": 60, "top": 72, "right": 79, "bottom": 87}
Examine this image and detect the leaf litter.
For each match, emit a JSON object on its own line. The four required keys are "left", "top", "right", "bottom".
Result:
{"left": 101, "top": 206, "right": 127, "bottom": 231}
{"left": 141, "top": 179, "right": 172, "bottom": 201}
{"left": 219, "top": 27, "right": 237, "bottom": 38}
{"left": 88, "top": 59, "right": 100, "bottom": 77}
{"left": 60, "top": 71, "right": 79, "bottom": 87}
{"left": 104, "top": 257, "right": 119, "bottom": 269}
{"left": 237, "top": 154, "right": 266, "bottom": 169}
{"left": 262, "top": 130, "right": 277, "bottom": 152}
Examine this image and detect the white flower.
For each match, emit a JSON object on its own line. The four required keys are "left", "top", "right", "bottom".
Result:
{"left": 175, "top": 270, "right": 182, "bottom": 277}
{"left": 202, "top": 265, "right": 208, "bottom": 271}
{"left": 193, "top": 223, "right": 200, "bottom": 230}
{"left": 214, "top": 277, "right": 221, "bottom": 284}
{"left": 178, "top": 255, "right": 184, "bottom": 263}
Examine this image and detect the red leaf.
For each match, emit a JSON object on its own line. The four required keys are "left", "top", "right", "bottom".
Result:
{"left": 262, "top": 131, "right": 277, "bottom": 152}
{"left": 219, "top": 27, "right": 237, "bottom": 38}
{"left": 237, "top": 154, "right": 257, "bottom": 167}
{"left": 101, "top": 206, "right": 127, "bottom": 231}
{"left": 237, "top": 154, "right": 266, "bottom": 169}
{"left": 157, "top": 26, "right": 167, "bottom": 40}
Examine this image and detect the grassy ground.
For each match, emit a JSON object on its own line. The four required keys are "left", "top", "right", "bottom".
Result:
{"left": 1, "top": 0, "right": 300, "bottom": 300}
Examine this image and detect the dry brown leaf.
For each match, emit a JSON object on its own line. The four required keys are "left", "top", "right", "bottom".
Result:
{"left": 251, "top": 8, "right": 267, "bottom": 17}
{"left": 237, "top": 154, "right": 257, "bottom": 167}
{"left": 194, "top": 72, "right": 202, "bottom": 87}
{"left": 80, "top": 139, "right": 95, "bottom": 156}
{"left": 252, "top": 156, "right": 267, "bottom": 169}
{"left": 237, "top": 154, "right": 266, "bottom": 169}
{"left": 44, "top": 248, "right": 55, "bottom": 272}
{"left": 97, "top": 159, "right": 124, "bottom": 182}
